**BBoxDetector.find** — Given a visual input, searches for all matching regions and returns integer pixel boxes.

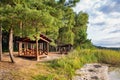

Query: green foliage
[57,27,75,45]
[1,0,91,50]
[57,7,76,45]
[33,74,54,80]
[0,0,64,40]
[75,27,87,43]
[33,74,67,80]
[1,0,93,52]
[73,12,91,48]
[79,40,95,49]
[75,12,88,26]
[34,49,98,80]
[34,49,120,80]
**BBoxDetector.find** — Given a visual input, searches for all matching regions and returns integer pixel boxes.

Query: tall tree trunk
[9,27,15,63]
[0,24,2,61]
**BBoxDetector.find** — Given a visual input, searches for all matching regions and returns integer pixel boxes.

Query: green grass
[95,49,120,65]
[33,49,120,80]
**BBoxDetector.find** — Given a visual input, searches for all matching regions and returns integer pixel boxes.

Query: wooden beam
[40,37,50,43]
[36,38,39,61]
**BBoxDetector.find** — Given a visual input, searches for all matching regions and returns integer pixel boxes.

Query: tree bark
[0,24,2,61]
[9,27,15,63]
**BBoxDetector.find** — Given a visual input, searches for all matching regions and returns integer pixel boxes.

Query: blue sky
[73,0,120,47]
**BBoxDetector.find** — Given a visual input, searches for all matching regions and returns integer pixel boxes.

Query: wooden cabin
[17,34,52,61]
[57,44,73,54]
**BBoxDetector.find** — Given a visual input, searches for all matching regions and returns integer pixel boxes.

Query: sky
[73,0,120,48]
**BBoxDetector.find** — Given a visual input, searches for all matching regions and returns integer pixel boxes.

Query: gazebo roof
[17,34,52,43]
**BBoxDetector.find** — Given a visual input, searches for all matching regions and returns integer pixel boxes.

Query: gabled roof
[40,34,52,43]
[17,34,52,43]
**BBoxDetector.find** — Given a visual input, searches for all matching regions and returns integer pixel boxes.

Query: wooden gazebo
[17,34,52,61]
[57,44,73,54]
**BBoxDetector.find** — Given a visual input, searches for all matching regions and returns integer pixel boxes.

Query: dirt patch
[0,52,62,80]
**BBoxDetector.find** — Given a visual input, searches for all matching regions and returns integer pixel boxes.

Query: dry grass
[1,49,120,80]
[0,52,62,80]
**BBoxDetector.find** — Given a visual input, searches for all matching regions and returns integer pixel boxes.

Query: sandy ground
[0,52,62,80]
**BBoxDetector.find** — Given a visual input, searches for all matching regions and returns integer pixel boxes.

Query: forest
[1,0,120,80]
[0,0,92,62]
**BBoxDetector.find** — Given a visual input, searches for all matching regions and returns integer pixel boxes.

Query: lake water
[109,67,120,80]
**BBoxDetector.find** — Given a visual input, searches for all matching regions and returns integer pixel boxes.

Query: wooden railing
[18,48,48,57]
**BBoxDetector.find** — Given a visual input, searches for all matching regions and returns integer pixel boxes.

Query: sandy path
[0,52,62,80]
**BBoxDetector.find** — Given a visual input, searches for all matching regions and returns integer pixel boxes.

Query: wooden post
[36,38,39,61]
[24,43,27,55]
[32,43,34,55]
[41,43,43,51]
[26,43,28,50]
[47,43,49,52]
[30,43,32,55]
[43,42,44,51]
[39,43,41,55]
[18,42,22,56]
[19,21,22,56]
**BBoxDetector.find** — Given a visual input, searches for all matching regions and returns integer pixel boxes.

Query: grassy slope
[1,49,120,80]
[33,49,120,80]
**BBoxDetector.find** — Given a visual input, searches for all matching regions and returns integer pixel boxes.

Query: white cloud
[73,0,120,47]
[73,0,99,13]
